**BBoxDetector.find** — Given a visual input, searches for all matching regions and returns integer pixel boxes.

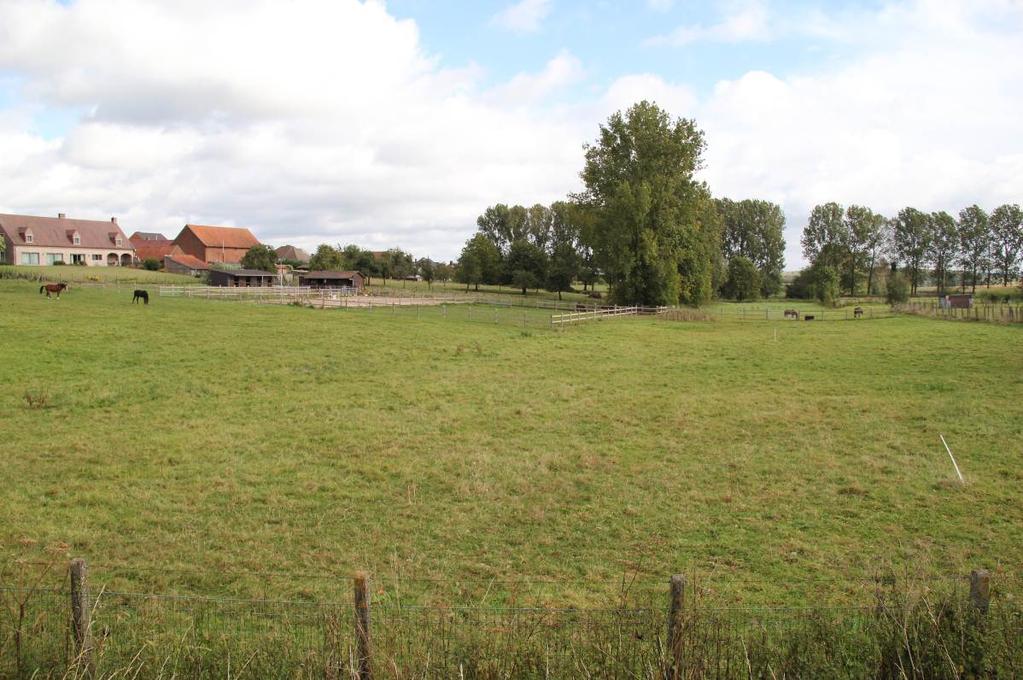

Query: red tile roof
[0,213,131,250]
[165,253,210,270]
[180,224,259,249]
[134,241,175,262]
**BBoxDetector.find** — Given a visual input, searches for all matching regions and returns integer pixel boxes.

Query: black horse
[132,289,149,305]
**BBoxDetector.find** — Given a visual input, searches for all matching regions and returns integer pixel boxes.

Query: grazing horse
[132,289,149,305]
[40,282,68,299]
[783,308,800,320]
[853,306,864,319]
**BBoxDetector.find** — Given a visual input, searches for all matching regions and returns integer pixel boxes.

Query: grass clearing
[2,279,1021,607]
[0,264,200,285]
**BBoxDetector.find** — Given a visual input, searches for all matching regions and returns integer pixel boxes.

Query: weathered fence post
[354,572,372,679]
[970,569,990,613]
[69,558,94,676]
[666,574,685,680]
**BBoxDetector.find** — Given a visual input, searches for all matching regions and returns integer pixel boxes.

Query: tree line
[454,101,787,305]
[798,202,1022,304]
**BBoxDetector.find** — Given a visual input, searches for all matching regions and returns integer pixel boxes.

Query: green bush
[722,256,761,301]
[887,271,910,304]
[810,264,840,306]
[142,258,161,271]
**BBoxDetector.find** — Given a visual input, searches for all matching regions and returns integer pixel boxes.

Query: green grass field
[0,264,199,285]
[2,279,1021,608]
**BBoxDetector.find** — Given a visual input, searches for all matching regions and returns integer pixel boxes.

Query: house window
[25,233,33,244]
[92,254,103,261]
[21,252,40,265]
[46,253,64,265]
[73,234,81,245]
[115,237,123,247]
[71,254,85,265]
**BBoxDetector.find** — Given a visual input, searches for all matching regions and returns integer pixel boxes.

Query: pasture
[1,279,1021,608]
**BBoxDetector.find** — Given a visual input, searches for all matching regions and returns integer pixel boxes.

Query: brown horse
[854,306,864,318]
[40,282,69,299]
[784,308,800,320]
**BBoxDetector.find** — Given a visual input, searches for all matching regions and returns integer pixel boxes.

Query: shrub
[722,256,761,301]
[142,258,161,271]
[887,271,910,304]
[810,264,840,307]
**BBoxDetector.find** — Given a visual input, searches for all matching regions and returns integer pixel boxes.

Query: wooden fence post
[69,558,94,676]
[666,574,685,680]
[354,572,372,680]
[970,569,990,613]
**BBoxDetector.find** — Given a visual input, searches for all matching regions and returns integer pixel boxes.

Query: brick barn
[172,224,260,265]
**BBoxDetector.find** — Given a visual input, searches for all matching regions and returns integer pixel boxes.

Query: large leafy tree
[801,203,847,271]
[545,201,581,299]
[845,205,887,295]
[891,207,931,295]
[957,205,990,294]
[456,233,501,291]
[928,211,959,296]
[309,244,343,271]
[717,198,786,297]
[990,204,1023,286]
[505,239,548,294]
[476,204,529,255]
[578,100,717,306]
[722,255,760,301]
[240,244,279,273]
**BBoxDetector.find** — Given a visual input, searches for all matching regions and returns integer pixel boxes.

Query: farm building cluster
[0,211,363,290]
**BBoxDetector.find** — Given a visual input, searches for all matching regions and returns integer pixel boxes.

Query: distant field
[0,264,199,285]
[2,279,1021,608]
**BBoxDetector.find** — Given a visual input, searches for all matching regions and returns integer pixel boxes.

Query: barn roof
[0,213,131,250]
[134,241,176,262]
[275,245,310,262]
[179,224,260,249]
[130,231,169,242]
[215,268,276,277]
[165,254,209,270]
[301,270,363,279]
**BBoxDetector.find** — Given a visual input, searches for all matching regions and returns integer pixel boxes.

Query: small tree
[417,258,435,289]
[723,256,761,301]
[886,270,910,304]
[309,244,343,271]
[142,258,161,271]
[809,263,840,307]
[506,239,547,295]
[241,244,278,272]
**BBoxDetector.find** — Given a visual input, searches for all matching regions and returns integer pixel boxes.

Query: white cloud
[491,0,553,34]
[0,0,1020,270]
[0,0,583,259]
[647,0,770,46]
[691,1,1023,267]
[485,50,584,105]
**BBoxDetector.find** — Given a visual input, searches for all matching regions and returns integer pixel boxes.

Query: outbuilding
[299,270,365,291]
[209,268,277,287]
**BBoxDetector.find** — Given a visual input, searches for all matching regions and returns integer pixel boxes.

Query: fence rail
[897,300,1023,323]
[2,561,1020,679]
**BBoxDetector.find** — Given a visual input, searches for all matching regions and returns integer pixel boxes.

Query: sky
[0,0,1021,267]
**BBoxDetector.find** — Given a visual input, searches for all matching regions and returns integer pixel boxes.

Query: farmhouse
[0,212,134,266]
[299,270,365,291]
[209,268,276,287]
[164,254,209,277]
[172,224,260,265]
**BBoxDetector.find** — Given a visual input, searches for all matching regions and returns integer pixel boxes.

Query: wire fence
[3,562,1022,679]
[896,301,1023,324]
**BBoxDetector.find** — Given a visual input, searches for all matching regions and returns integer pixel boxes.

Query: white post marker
[940,434,965,483]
